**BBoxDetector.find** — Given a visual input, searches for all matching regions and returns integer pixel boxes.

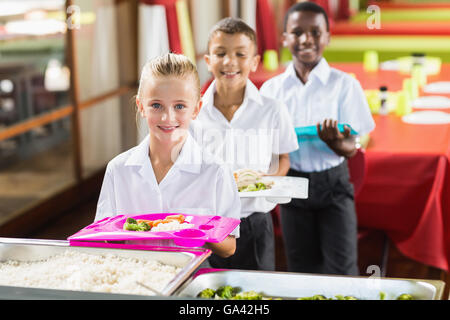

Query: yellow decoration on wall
[176,0,196,65]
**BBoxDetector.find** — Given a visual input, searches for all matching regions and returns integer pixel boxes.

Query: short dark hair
[283,1,330,32]
[207,17,258,53]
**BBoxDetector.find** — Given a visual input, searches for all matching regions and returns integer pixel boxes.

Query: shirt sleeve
[339,76,375,136]
[94,163,117,222]
[215,164,241,238]
[273,101,299,154]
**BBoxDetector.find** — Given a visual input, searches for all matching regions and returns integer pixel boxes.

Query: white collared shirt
[95,133,241,237]
[190,79,299,218]
[260,58,375,172]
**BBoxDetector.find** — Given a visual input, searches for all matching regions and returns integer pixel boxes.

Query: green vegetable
[298,294,329,300]
[123,222,141,231]
[137,221,151,231]
[197,288,216,299]
[255,182,266,190]
[239,182,270,192]
[240,184,257,192]
[216,286,237,299]
[126,217,137,224]
[196,287,412,301]
[232,291,263,300]
[123,217,151,231]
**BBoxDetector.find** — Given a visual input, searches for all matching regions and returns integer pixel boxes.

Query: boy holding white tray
[191,18,298,271]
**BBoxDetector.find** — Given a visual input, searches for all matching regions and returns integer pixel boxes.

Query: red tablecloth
[357,115,450,271]
[250,63,450,271]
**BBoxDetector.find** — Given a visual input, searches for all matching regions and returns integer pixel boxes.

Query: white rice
[0,250,181,296]
[151,221,195,232]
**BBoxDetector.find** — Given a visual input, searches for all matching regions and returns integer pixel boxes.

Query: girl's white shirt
[95,133,240,237]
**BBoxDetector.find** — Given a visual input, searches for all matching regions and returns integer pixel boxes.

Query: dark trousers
[280,161,359,276]
[208,211,275,271]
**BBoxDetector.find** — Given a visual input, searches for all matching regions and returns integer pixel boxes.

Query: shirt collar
[284,57,330,86]
[125,133,202,174]
[202,79,264,115]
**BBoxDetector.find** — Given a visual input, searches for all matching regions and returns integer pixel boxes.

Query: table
[331,21,450,36]
[323,36,450,63]
[249,63,450,271]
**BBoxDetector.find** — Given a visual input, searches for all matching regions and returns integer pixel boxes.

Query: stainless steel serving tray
[175,270,445,300]
[0,237,210,299]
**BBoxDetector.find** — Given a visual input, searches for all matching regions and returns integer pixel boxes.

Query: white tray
[238,176,308,203]
[412,96,450,109]
[424,81,450,94]
[402,110,450,125]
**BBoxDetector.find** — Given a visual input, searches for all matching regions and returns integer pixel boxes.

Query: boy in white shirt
[260,2,375,275]
[95,53,240,259]
[192,18,298,271]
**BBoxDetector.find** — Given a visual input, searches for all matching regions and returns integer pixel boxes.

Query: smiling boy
[260,2,375,275]
[192,18,298,271]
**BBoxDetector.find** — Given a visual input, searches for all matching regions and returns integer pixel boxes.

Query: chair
[270,204,286,270]
[347,147,366,197]
[349,148,390,277]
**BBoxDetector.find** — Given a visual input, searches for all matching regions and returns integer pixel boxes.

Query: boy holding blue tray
[260,2,375,275]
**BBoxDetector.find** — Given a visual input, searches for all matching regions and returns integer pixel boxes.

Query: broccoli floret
[255,182,266,190]
[126,217,138,224]
[123,222,140,231]
[197,288,216,299]
[137,221,151,231]
[379,291,386,300]
[233,291,263,300]
[335,295,357,300]
[396,294,414,300]
[216,286,237,299]
[123,217,150,231]
[297,294,329,300]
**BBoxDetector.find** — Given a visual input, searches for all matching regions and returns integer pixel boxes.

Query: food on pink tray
[123,215,193,232]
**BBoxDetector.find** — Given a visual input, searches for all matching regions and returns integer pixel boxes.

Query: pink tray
[67,213,240,247]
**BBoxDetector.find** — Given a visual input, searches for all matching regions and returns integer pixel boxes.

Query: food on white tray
[233,169,274,192]
[123,215,194,232]
[0,250,180,295]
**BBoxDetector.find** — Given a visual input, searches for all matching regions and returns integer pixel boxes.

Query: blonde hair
[137,52,201,103]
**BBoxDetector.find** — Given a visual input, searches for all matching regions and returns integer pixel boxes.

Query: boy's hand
[317,119,356,158]
[317,119,350,141]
